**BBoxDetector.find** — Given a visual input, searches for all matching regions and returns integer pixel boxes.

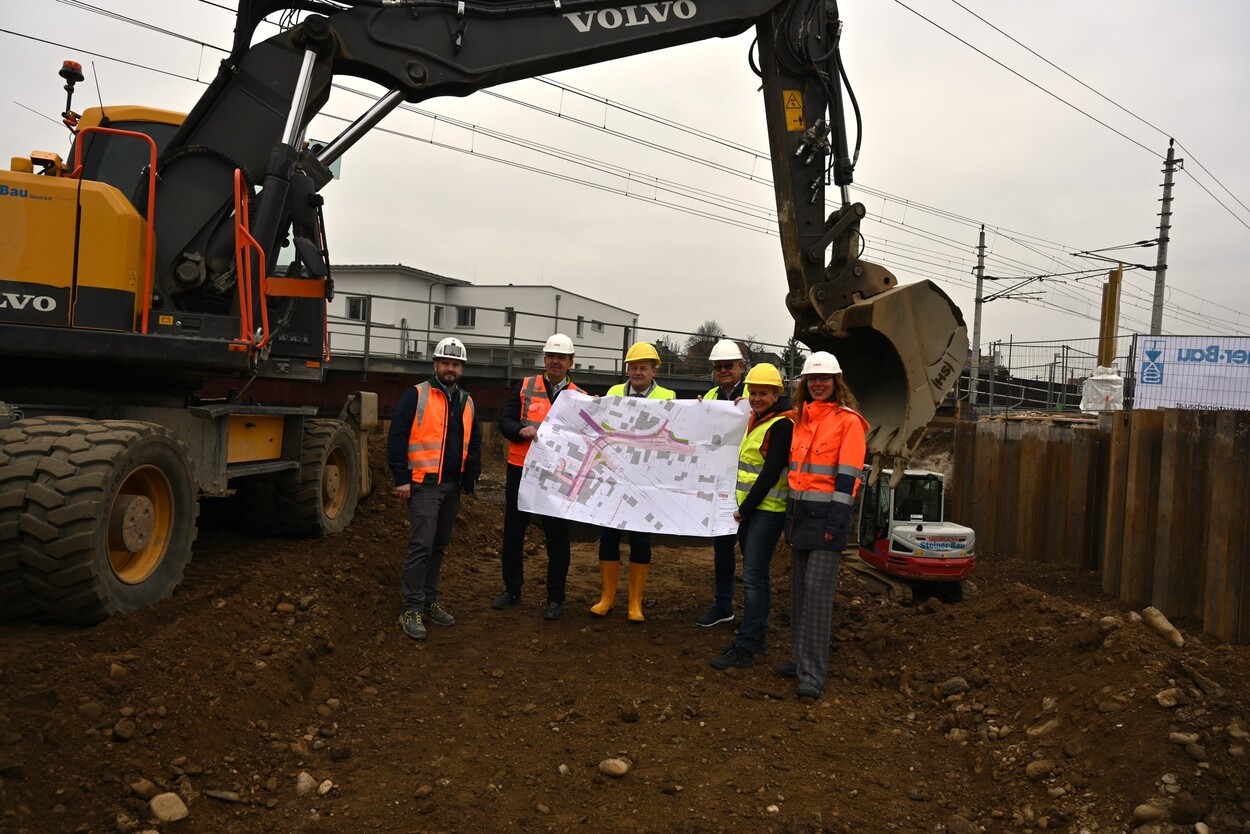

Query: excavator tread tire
[0,417,97,619]
[276,419,359,538]
[17,420,198,624]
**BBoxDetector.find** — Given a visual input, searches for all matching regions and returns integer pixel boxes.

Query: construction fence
[961,333,1250,415]
[952,409,1250,643]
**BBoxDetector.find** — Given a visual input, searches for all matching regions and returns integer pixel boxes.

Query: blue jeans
[734,509,785,654]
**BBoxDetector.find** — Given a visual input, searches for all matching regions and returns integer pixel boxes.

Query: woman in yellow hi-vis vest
[591,342,675,622]
[708,363,793,670]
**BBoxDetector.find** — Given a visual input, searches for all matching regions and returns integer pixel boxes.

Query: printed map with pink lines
[517,390,748,536]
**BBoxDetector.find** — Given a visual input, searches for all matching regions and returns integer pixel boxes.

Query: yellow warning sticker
[158,315,174,325]
[784,90,804,131]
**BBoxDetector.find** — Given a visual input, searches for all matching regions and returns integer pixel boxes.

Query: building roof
[465,283,637,316]
[334,264,471,286]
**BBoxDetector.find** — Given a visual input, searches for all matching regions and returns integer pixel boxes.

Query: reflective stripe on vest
[407,382,475,482]
[735,413,790,513]
[789,489,856,505]
[787,402,868,504]
[507,375,581,466]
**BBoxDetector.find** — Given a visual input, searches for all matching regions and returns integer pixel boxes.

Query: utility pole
[1150,140,1181,335]
[969,225,987,411]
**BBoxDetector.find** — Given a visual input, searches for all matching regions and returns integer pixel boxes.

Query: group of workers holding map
[387,331,866,700]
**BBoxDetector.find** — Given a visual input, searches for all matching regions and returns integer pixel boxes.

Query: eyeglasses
[712,363,737,371]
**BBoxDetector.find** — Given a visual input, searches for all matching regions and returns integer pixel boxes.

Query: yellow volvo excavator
[0,0,965,622]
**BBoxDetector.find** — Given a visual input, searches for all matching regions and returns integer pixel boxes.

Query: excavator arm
[154,0,966,464]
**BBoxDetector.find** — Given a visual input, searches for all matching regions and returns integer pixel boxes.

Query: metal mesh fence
[961,333,1250,415]
[961,335,1137,416]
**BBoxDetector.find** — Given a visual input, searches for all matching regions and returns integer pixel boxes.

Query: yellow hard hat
[744,363,784,389]
[625,341,661,366]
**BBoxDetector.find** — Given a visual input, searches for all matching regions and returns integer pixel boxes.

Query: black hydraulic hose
[343,0,654,17]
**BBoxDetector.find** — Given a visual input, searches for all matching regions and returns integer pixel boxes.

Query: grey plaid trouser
[789,548,842,691]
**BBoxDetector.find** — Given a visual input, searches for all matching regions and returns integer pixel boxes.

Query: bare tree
[653,335,683,369]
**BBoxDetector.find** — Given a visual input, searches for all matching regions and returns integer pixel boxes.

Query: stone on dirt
[1025,759,1055,779]
[149,792,189,823]
[129,778,158,800]
[1131,803,1168,824]
[599,758,631,777]
[1142,607,1184,648]
[1155,688,1184,708]
[78,702,104,721]
[1026,718,1061,738]
[112,718,136,742]
[295,771,317,796]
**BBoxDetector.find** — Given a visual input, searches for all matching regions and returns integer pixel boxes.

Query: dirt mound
[0,445,1247,833]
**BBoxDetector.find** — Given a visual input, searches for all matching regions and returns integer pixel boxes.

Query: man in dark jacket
[387,336,481,641]
[491,334,580,619]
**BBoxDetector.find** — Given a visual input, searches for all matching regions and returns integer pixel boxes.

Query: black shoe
[543,600,564,620]
[797,682,823,700]
[491,592,521,610]
[696,606,734,628]
[775,659,798,679]
[709,644,754,670]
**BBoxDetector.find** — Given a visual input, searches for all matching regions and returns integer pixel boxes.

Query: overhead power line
[6,3,1248,337]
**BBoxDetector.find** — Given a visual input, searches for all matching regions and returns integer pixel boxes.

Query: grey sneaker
[424,601,456,627]
[399,610,427,640]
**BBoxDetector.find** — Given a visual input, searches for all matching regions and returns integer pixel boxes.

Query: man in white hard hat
[492,334,582,619]
[698,338,749,628]
[387,336,481,641]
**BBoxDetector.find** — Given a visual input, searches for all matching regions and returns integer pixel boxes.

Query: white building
[327,264,639,373]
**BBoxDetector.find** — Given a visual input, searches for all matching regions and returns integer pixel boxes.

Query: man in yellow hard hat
[699,338,749,628]
[591,341,675,622]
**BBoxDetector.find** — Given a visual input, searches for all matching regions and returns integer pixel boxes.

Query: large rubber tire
[276,419,359,537]
[0,417,96,619]
[18,421,198,623]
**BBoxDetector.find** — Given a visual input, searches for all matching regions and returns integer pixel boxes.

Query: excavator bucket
[803,279,967,467]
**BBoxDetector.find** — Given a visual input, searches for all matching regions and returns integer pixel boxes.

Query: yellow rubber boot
[627,563,650,622]
[590,560,621,617]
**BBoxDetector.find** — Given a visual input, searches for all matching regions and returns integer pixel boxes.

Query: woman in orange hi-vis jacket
[779,350,868,700]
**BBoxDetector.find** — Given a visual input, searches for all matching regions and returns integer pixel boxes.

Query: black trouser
[598,527,652,564]
[500,463,572,603]
[402,479,460,611]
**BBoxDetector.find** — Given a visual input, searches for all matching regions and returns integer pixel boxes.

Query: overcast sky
[4,1,1249,356]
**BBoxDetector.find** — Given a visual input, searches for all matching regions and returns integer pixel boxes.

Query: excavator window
[69,120,179,204]
[892,477,942,522]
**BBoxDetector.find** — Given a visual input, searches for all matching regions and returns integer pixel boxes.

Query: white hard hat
[543,333,575,355]
[433,336,467,361]
[800,351,841,376]
[708,339,744,362]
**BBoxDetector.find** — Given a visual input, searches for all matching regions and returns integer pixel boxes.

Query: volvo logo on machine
[563,1,697,33]
[0,292,57,312]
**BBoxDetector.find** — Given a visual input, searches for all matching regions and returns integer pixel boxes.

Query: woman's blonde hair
[793,374,859,424]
